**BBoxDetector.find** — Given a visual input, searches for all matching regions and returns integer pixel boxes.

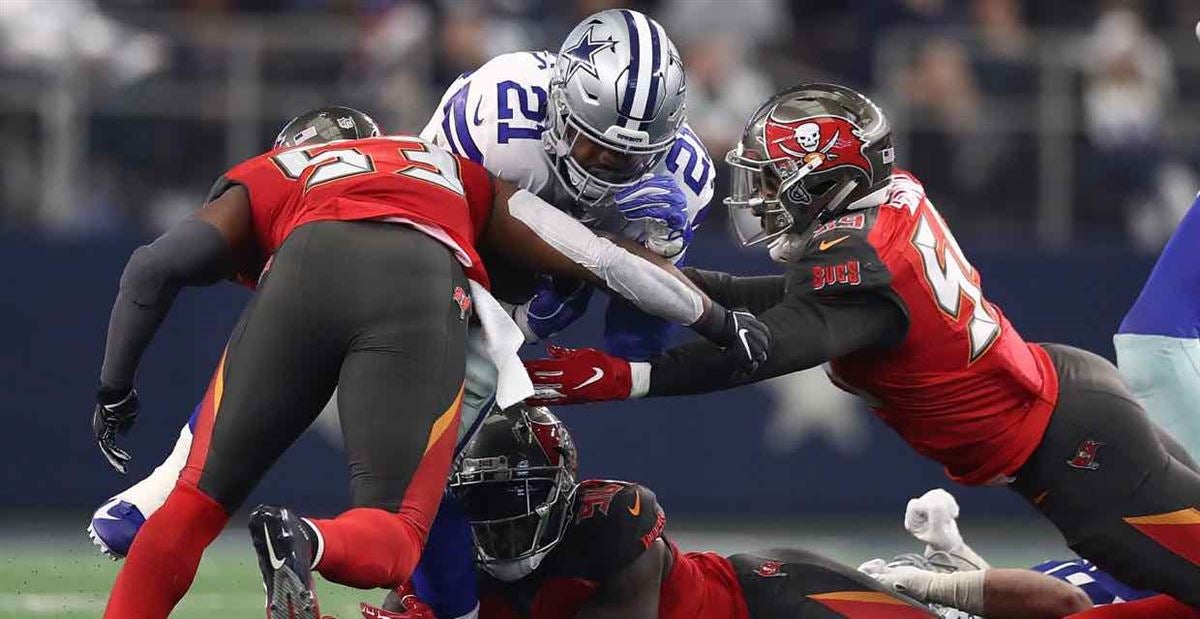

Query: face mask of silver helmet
[449,404,579,582]
[544,9,687,211]
[725,83,895,255]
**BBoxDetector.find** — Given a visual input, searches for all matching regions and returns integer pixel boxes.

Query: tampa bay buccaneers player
[363,404,941,619]
[91,107,768,618]
[523,84,1200,606]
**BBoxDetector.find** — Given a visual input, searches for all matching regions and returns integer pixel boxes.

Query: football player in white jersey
[87,10,714,618]
[421,9,715,359]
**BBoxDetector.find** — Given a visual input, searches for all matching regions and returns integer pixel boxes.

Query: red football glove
[360,584,435,619]
[524,345,633,405]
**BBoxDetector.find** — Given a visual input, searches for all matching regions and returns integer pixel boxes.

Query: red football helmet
[725,83,894,246]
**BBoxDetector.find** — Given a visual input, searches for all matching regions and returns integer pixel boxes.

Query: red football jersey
[815,170,1059,485]
[221,135,494,287]
[478,481,748,619]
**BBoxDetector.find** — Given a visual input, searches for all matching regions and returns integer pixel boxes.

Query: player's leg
[88,406,197,558]
[730,549,935,618]
[1012,344,1200,607]
[301,223,470,590]
[103,223,345,619]
[1114,333,1200,461]
[409,495,481,618]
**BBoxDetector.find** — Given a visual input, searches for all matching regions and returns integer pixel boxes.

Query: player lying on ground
[863,488,1200,618]
[361,404,937,619]
[88,15,712,611]
[91,107,768,619]
[1114,192,1200,460]
[523,83,1200,606]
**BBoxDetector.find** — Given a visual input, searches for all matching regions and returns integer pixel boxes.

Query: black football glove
[93,386,139,474]
[723,309,771,373]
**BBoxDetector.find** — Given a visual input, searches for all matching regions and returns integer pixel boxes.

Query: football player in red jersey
[360,405,1094,619]
[523,84,1200,606]
[92,106,769,619]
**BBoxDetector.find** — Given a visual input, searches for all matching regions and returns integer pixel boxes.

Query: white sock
[112,423,192,516]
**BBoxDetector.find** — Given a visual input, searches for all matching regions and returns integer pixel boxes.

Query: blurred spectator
[1080,6,1177,247]
[0,0,1195,249]
[680,34,773,162]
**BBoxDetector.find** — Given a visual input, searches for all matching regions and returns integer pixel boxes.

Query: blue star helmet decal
[562,24,617,84]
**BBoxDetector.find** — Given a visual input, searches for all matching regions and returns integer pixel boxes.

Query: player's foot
[87,497,146,559]
[250,504,321,619]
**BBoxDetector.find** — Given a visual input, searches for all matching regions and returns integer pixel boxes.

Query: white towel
[467,279,533,410]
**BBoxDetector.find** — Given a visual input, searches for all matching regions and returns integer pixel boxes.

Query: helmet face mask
[544,9,687,210]
[725,83,894,249]
[450,405,578,581]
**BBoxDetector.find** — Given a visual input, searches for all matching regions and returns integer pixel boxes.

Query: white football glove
[904,488,964,553]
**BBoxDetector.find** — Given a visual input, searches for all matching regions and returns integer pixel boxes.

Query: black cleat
[249,504,321,619]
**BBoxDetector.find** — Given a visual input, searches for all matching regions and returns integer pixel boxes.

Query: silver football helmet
[545,9,687,210]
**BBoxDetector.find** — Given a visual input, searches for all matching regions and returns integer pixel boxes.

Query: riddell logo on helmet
[764,114,873,178]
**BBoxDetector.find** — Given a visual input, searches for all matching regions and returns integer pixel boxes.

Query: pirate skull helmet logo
[795,122,820,152]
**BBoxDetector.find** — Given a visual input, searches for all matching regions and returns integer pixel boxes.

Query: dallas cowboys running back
[88,10,714,619]
[421,9,714,358]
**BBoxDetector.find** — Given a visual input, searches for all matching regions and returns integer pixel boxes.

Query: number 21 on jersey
[271,137,465,196]
[911,205,1001,362]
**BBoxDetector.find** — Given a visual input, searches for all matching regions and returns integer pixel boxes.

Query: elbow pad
[507,190,705,325]
[119,244,171,307]
[119,218,233,307]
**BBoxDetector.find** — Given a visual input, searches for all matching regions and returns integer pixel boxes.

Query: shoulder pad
[419,52,556,193]
[559,480,665,580]
[787,209,892,295]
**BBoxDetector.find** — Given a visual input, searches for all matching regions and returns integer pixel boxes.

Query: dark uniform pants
[730,548,935,618]
[1013,344,1200,606]
[179,221,470,514]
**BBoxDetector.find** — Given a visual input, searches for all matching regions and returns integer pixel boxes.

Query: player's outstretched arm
[94,184,250,473]
[680,267,786,315]
[484,179,769,369]
[576,539,668,619]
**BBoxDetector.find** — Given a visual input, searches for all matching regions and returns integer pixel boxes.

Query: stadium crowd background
[1,2,1199,615]
[2,0,1198,249]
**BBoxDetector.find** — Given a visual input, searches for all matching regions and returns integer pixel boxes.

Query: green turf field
[1,517,1065,617]
[1,537,374,618]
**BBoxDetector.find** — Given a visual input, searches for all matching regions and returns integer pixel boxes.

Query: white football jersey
[420,51,715,260]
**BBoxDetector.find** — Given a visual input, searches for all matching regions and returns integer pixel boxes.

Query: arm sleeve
[98,218,234,390]
[647,289,906,397]
[506,189,708,326]
[681,267,786,314]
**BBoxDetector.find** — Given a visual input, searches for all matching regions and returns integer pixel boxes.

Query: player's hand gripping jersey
[420,51,715,258]
[216,134,494,287]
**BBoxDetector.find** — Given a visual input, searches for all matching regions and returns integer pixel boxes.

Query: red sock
[1066,595,1200,618]
[103,481,228,619]
[309,507,428,589]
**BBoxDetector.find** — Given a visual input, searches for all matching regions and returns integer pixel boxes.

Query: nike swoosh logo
[628,491,641,516]
[737,328,751,354]
[473,99,484,126]
[818,235,850,251]
[263,523,286,570]
[574,367,605,390]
